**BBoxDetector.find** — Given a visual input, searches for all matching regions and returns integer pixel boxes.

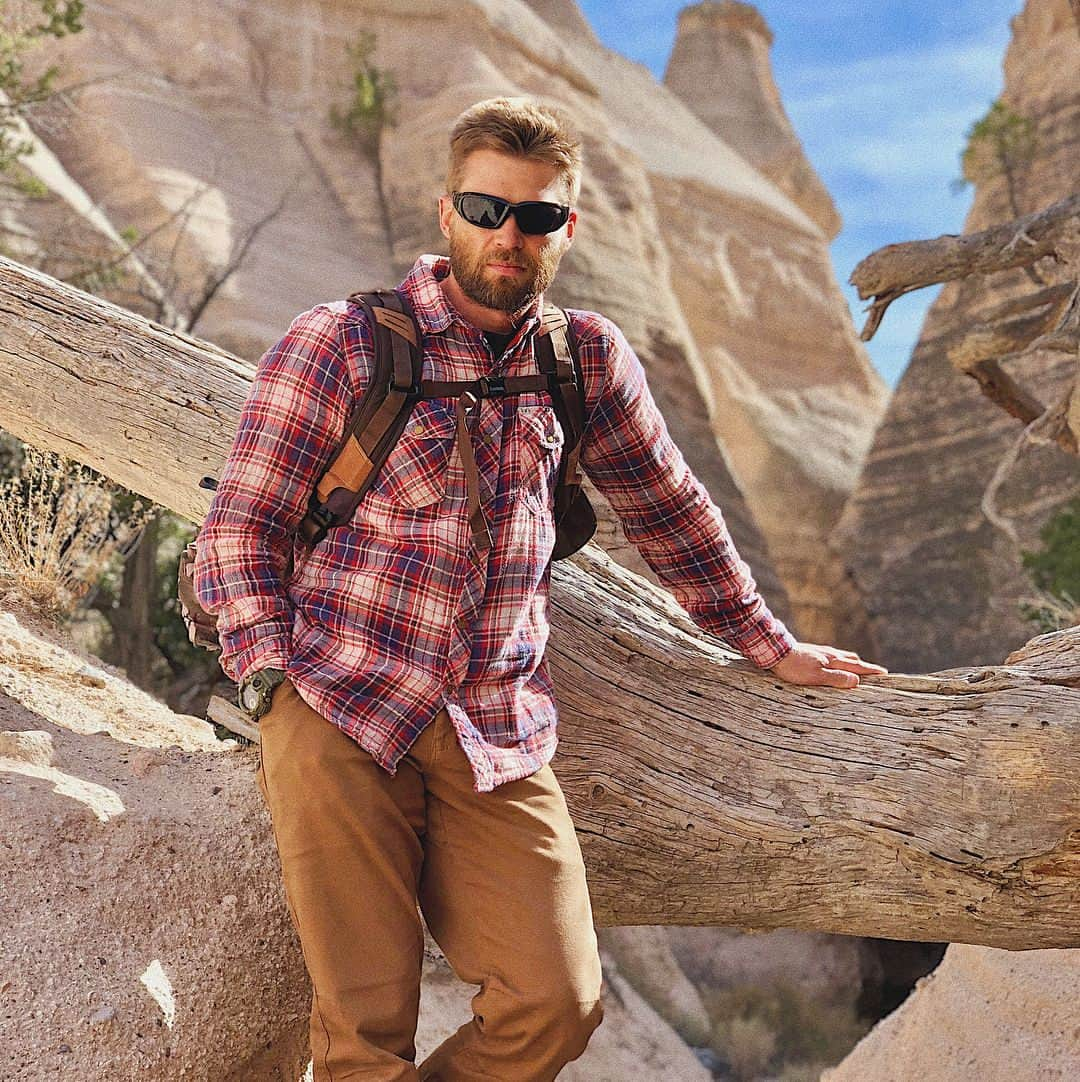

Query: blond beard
[448,227,567,313]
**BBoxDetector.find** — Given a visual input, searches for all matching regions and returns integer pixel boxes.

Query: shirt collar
[398,254,545,339]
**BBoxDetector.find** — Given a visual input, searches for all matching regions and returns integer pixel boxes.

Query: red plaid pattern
[194,255,796,792]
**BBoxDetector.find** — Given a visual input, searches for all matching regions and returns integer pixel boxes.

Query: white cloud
[785,38,1006,116]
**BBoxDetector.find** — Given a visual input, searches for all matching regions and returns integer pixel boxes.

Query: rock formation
[824,943,1080,1080]
[832,0,1080,673]
[0,609,313,1080]
[665,0,842,239]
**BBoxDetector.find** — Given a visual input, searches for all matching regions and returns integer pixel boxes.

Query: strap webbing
[535,304,586,489]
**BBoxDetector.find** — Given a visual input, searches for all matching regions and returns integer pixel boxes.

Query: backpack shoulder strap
[297,289,423,547]
[534,303,586,488]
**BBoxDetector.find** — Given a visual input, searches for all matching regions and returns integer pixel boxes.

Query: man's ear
[564,209,577,245]
[438,194,453,241]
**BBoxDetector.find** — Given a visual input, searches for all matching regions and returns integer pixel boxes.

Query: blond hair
[447,97,583,204]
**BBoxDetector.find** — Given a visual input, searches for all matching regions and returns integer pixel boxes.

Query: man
[194,96,887,1081]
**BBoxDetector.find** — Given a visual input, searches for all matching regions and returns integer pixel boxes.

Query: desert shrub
[328,31,398,156]
[0,443,152,620]
[0,0,85,173]
[715,1013,776,1081]
[1019,496,1080,633]
[703,981,871,1080]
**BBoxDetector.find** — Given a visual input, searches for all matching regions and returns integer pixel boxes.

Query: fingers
[822,667,860,688]
[837,658,888,674]
[821,650,888,674]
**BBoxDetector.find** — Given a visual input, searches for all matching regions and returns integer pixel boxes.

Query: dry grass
[703,980,871,1081]
[716,1013,777,1081]
[0,443,153,622]
[1018,588,1079,635]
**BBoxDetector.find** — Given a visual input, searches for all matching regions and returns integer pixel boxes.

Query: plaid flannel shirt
[194,254,797,792]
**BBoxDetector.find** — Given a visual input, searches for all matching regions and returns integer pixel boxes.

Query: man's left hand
[768,642,888,688]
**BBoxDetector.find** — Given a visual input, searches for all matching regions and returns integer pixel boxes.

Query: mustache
[486,251,529,268]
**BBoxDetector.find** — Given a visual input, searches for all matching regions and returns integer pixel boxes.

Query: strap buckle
[478,375,507,397]
[304,502,336,545]
[387,376,422,398]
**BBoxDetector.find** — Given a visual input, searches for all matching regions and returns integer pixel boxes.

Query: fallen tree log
[1,254,1078,948]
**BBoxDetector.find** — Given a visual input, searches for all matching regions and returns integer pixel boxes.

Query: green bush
[328,32,398,157]
[1019,496,1080,632]
[0,0,85,173]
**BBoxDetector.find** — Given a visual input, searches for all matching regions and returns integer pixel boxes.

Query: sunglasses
[452,191,571,235]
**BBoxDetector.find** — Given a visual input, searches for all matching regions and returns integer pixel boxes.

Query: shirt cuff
[729,616,799,670]
[220,625,292,686]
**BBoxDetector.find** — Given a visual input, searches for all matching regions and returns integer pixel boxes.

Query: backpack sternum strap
[419,374,550,399]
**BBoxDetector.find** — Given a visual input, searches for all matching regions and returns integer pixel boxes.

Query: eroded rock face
[664,1,842,240]
[23,0,888,643]
[546,5,887,647]
[824,943,1080,1081]
[0,610,313,1081]
[520,0,601,42]
[831,0,1080,673]
[597,926,713,1048]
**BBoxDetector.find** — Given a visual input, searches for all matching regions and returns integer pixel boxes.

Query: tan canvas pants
[255,678,605,1081]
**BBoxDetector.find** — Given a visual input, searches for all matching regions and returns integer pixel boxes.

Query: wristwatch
[237,667,288,721]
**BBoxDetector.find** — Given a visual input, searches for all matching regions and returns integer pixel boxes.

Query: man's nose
[492,214,524,246]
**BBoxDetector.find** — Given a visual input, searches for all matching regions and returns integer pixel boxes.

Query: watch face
[241,683,261,712]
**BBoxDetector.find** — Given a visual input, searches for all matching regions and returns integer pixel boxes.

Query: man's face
[438,148,577,314]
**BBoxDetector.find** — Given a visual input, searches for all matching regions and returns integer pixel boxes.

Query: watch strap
[238,666,288,719]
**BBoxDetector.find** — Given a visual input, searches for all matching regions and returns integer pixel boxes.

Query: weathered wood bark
[849,192,1080,338]
[2,255,1079,948]
[849,195,1079,454]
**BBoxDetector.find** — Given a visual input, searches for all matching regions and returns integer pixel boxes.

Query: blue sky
[577,0,1023,389]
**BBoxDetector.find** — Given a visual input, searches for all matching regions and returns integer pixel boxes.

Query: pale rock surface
[665,1,842,239]
[520,0,602,43]
[831,0,1080,673]
[824,943,1080,1081]
[598,925,713,1048]
[0,609,312,1081]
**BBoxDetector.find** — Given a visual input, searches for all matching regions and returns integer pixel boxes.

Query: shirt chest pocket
[368,401,457,509]
[511,404,565,516]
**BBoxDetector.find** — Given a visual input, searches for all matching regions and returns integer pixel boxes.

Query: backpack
[177,289,597,652]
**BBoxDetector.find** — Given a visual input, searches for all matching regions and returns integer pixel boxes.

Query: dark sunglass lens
[514,202,568,235]
[459,193,507,229]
